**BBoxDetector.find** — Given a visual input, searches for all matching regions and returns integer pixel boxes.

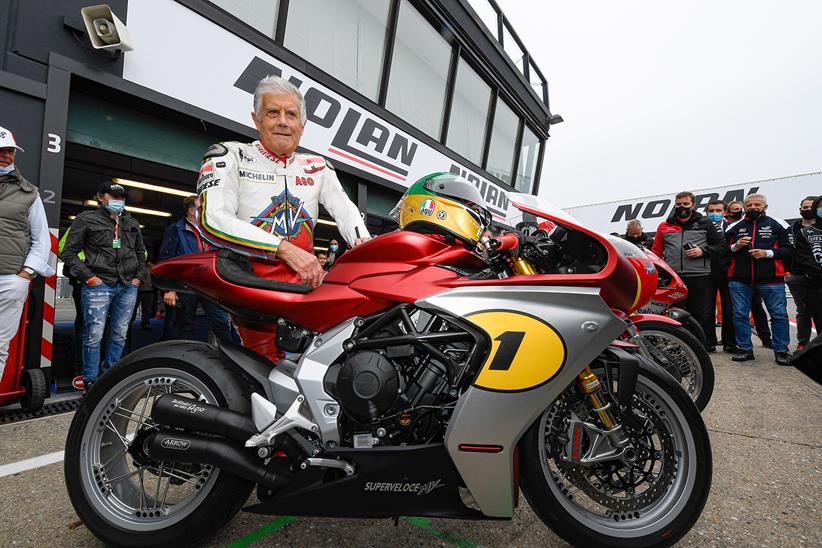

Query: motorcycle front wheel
[64,354,253,548]
[636,321,715,411]
[519,362,712,548]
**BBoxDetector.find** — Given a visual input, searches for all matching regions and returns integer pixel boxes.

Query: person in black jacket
[60,182,146,389]
[623,220,652,248]
[725,194,793,364]
[792,195,822,339]
[785,196,818,351]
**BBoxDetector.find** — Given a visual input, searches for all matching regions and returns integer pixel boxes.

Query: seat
[215,248,314,294]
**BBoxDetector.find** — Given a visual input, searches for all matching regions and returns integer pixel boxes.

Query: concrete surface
[0,348,819,547]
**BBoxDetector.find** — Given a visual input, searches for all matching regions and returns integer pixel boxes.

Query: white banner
[564,173,822,234]
[122,0,511,218]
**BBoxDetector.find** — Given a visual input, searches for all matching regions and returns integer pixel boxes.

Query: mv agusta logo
[160,438,191,450]
[363,479,445,496]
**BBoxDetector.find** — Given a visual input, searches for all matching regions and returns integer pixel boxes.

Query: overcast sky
[495,0,822,208]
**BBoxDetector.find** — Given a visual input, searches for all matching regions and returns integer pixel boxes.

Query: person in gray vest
[0,125,55,379]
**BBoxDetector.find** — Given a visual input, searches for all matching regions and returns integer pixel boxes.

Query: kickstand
[393,516,399,527]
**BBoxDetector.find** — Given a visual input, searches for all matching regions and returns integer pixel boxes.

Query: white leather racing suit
[196,140,369,258]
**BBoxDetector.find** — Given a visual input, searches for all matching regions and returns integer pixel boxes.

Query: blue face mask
[329,244,339,252]
[106,199,125,214]
[0,163,15,176]
[817,207,822,219]
[707,212,723,223]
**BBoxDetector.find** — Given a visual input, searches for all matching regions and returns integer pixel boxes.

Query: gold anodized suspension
[577,367,617,430]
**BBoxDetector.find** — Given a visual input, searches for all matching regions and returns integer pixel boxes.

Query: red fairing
[644,249,689,306]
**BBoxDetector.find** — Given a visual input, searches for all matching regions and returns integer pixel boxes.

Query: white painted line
[0,450,64,478]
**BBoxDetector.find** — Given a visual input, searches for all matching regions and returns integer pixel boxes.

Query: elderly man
[623,220,652,248]
[196,76,370,361]
[725,194,793,364]
[0,126,55,379]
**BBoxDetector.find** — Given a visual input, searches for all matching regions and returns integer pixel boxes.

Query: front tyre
[519,363,712,548]
[64,354,253,547]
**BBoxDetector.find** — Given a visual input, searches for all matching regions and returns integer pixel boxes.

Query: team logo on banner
[420,199,435,216]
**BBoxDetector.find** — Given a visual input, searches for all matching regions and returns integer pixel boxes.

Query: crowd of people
[624,191,822,365]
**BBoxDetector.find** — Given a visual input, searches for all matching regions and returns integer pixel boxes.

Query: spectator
[0,125,55,380]
[652,191,725,352]
[136,260,156,330]
[728,200,773,347]
[785,195,818,352]
[725,194,793,364]
[623,220,652,248]
[705,200,739,352]
[316,251,329,270]
[60,182,145,390]
[326,238,342,267]
[791,195,822,341]
[159,195,235,342]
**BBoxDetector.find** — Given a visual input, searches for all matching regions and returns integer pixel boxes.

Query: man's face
[0,147,16,167]
[251,91,304,157]
[628,224,642,237]
[728,203,744,216]
[99,192,125,207]
[800,200,815,212]
[707,204,725,216]
[317,253,327,266]
[675,196,694,208]
[745,198,767,213]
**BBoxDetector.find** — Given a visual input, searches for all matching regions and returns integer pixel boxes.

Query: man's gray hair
[626,219,642,231]
[744,193,768,205]
[253,76,307,126]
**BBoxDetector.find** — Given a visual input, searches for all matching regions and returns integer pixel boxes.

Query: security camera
[81,4,133,54]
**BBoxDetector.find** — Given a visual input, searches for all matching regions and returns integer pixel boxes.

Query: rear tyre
[64,345,254,547]
[20,368,47,412]
[637,321,714,411]
[520,363,712,547]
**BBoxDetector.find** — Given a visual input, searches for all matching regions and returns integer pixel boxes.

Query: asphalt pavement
[0,345,819,547]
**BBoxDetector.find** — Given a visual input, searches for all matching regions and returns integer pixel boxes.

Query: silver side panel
[291,318,357,446]
[418,286,625,518]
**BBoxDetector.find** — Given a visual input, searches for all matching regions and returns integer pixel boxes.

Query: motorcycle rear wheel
[519,363,712,547]
[64,354,254,548]
[637,321,715,411]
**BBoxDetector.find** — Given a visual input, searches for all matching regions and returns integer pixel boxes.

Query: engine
[323,305,482,447]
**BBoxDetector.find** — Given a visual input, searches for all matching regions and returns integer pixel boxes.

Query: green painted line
[226,516,298,548]
[403,517,477,548]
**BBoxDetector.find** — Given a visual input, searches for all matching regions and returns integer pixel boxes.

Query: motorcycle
[627,249,715,411]
[64,190,711,547]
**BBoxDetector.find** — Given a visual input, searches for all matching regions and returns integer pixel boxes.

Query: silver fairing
[418,285,625,518]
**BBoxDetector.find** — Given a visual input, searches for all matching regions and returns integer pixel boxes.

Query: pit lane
[1,350,819,547]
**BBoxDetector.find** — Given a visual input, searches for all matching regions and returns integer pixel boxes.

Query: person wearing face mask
[784,196,819,352]
[652,191,726,352]
[60,181,146,390]
[727,200,773,348]
[623,220,652,248]
[325,238,343,268]
[724,194,794,364]
[791,195,822,342]
[0,125,55,381]
[704,200,740,353]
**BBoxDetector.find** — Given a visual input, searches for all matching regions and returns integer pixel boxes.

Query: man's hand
[685,246,704,258]
[164,291,177,307]
[276,240,324,287]
[17,270,32,280]
[87,276,104,287]
[735,236,752,248]
[131,278,142,287]
[749,249,769,260]
[353,237,372,247]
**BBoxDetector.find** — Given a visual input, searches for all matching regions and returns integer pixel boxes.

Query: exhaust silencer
[144,431,290,490]
[151,394,257,443]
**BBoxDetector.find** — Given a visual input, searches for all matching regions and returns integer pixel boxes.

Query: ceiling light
[83,200,171,217]
[316,219,336,227]
[113,177,194,198]
[68,215,77,220]
[314,246,328,251]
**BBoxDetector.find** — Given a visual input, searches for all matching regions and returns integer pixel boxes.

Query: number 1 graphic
[488,331,526,371]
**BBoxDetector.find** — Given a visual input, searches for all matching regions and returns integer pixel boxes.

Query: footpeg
[300,457,355,476]
[246,395,317,448]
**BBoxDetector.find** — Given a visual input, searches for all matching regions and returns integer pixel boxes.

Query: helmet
[392,173,492,245]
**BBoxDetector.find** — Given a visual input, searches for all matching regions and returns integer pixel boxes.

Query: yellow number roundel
[467,311,566,392]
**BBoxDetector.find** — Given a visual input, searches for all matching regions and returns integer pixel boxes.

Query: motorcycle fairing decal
[466,310,566,392]
[250,189,315,241]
